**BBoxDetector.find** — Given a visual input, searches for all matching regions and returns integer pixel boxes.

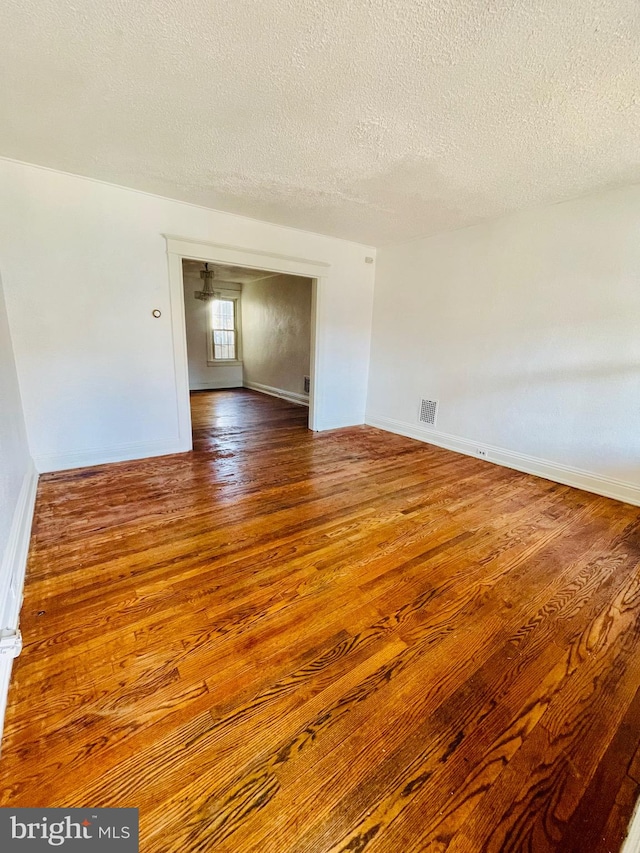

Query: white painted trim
[244,381,309,407]
[308,277,320,431]
[0,464,38,636]
[167,251,194,449]
[366,414,640,507]
[621,797,640,852]
[0,658,14,756]
[190,380,242,390]
[166,237,325,432]
[164,236,330,278]
[205,361,243,368]
[0,462,38,750]
[33,438,187,474]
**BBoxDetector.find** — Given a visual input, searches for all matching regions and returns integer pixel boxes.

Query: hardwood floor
[2,388,640,852]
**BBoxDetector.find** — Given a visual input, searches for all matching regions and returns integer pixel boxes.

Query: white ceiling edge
[0,155,378,251]
[6,153,640,254]
[379,176,640,249]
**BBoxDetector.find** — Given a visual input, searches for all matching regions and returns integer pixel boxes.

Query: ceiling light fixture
[194,263,217,301]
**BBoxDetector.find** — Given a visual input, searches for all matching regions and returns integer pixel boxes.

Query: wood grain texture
[2,388,640,853]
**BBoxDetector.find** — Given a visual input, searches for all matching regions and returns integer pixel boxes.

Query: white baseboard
[190,381,242,391]
[366,414,640,508]
[34,437,189,474]
[244,381,309,407]
[0,461,38,749]
[622,798,640,853]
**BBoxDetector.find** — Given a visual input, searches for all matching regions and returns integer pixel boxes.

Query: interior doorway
[165,236,330,451]
[180,257,315,440]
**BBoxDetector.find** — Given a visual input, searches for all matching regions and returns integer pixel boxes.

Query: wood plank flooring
[2,388,640,851]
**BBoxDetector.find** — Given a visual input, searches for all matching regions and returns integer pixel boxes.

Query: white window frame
[206,290,242,366]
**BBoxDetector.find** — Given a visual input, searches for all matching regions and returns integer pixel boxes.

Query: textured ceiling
[182,260,279,284]
[1,0,639,245]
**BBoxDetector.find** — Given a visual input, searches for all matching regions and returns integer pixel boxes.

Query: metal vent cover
[419,399,438,427]
[304,375,310,394]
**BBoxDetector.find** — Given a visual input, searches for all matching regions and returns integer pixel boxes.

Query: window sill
[207,360,243,367]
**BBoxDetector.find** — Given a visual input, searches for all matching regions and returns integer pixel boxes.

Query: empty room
[1,1,639,851]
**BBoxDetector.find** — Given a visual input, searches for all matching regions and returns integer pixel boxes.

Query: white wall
[0,269,33,603]
[183,266,242,391]
[0,273,31,575]
[242,274,311,402]
[0,158,376,471]
[0,269,36,746]
[367,184,640,505]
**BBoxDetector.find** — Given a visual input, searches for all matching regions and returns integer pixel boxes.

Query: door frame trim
[164,235,329,447]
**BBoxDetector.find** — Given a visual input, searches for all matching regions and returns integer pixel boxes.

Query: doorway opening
[165,236,330,451]
[181,258,315,443]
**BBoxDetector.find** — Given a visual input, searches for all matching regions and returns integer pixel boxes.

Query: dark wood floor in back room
[2,389,640,852]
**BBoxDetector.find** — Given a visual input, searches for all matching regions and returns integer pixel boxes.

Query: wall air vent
[303,375,310,394]
[419,399,438,427]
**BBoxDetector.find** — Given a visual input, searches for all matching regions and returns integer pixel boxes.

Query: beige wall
[182,265,242,391]
[241,274,312,400]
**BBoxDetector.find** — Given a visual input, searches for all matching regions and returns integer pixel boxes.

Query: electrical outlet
[476,448,488,458]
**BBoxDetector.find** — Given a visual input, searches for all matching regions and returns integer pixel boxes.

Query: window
[208,295,241,363]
